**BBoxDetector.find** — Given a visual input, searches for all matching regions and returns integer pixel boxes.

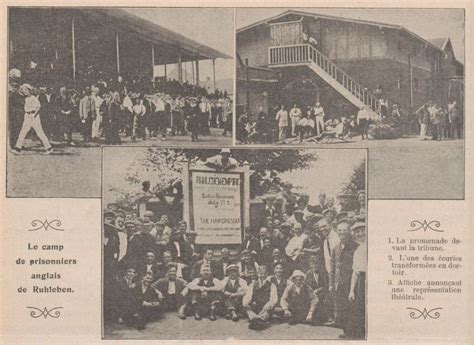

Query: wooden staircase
[269,44,381,119]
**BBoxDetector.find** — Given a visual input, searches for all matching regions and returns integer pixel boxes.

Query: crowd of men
[237,83,462,144]
[103,191,366,339]
[237,103,372,144]
[8,67,232,154]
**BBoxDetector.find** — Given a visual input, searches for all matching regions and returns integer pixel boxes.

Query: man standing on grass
[275,105,289,142]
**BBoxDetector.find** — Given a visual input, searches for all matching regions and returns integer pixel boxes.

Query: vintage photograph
[102,147,367,340]
[235,8,464,199]
[7,7,233,197]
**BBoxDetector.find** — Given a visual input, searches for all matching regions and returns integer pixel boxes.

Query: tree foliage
[341,160,366,195]
[119,148,316,198]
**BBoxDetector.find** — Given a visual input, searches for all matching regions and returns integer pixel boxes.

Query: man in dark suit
[137,251,162,282]
[241,227,256,252]
[305,254,329,324]
[213,247,232,280]
[329,221,359,338]
[264,196,280,221]
[127,272,163,330]
[120,220,154,272]
[191,249,224,280]
[248,227,270,259]
[152,263,187,317]
[165,227,193,266]
[38,87,56,140]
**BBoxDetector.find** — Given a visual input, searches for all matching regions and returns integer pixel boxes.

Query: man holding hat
[219,264,248,321]
[281,270,318,325]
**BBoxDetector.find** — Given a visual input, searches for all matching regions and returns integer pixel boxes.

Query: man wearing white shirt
[243,265,278,330]
[285,223,310,270]
[356,105,371,140]
[91,87,103,140]
[13,84,52,154]
[289,104,302,136]
[313,102,325,136]
[275,105,289,141]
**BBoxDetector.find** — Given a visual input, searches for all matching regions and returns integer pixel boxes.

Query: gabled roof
[427,37,451,51]
[237,10,446,54]
[79,8,232,61]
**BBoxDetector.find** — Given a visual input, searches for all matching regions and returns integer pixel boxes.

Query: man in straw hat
[12,83,52,154]
[219,264,248,321]
[281,270,318,325]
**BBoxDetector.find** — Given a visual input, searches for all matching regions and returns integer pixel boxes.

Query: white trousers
[291,117,300,136]
[315,116,325,135]
[92,114,103,138]
[15,113,51,150]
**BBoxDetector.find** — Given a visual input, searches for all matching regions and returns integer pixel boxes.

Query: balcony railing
[269,44,381,115]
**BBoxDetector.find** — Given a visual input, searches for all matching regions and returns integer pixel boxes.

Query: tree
[114,148,316,202]
[341,161,366,195]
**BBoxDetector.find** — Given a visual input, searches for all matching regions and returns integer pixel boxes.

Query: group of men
[8,68,232,153]
[237,103,327,144]
[103,191,366,338]
[415,100,462,140]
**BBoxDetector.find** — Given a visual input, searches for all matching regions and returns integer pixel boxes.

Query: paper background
[1,1,472,344]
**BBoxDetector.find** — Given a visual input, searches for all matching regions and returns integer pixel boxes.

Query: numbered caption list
[387,236,463,301]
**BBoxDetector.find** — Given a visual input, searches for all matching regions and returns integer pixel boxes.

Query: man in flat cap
[219,264,248,321]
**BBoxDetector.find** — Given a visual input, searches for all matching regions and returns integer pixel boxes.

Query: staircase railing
[269,44,381,115]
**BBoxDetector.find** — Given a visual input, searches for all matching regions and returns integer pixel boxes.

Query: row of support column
[71,17,217,89]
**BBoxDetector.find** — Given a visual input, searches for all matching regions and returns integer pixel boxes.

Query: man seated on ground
[152,263,187,318]
[269,262,289,319]
[116,267,138,324]
[129,272,163,330]
[185,264,222,321]
[305,255,329,324]
[237,249,259,284]
[243,265,278,330]
[280,270,318,325]
[218,264,248,321]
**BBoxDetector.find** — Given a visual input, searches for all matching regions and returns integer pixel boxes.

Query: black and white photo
[102,147,367,339]
[7,7,233,197]
[235,8,464,199]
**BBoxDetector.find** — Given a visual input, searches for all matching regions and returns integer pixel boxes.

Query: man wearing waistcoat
[219,264,248,321]
[186,264,222,321]
[281,270,318,325]
[243,265,278,330]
